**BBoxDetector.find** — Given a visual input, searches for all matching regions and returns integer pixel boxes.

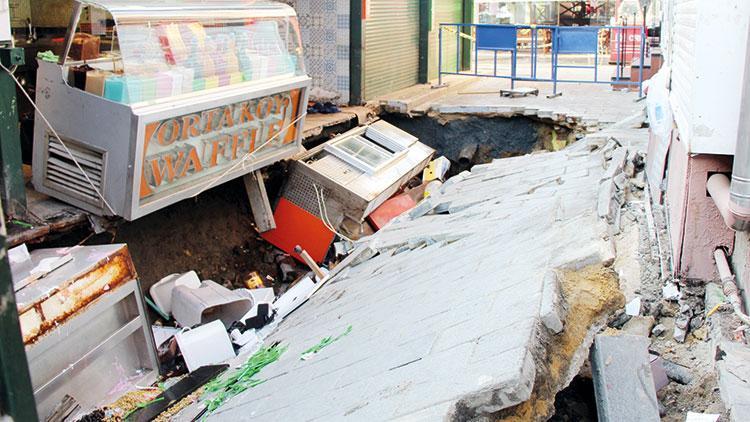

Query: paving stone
[717,341,750,422]
[590,334,660,422]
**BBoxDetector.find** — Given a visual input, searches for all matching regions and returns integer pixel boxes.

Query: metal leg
[553,52,558,94]
[455,25,460,74]
[439,25,443,86]
[511,50,517,89]
[615,28,621,80]
[0,48,27,219]
[532,29,537,79]
[638,27,645,97]
[493,50,498,76]
[552,30,558,95]
[474,34,479,75]
[594,35,599,82]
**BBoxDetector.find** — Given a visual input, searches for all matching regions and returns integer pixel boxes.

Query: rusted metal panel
[14,244,137,344]
[11,244,158,418]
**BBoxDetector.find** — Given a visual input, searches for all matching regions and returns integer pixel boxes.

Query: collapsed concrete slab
[190,137,630,422]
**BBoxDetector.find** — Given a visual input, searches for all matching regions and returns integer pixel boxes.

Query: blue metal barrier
[438,23,646,97]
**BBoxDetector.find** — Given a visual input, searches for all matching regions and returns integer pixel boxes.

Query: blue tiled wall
[284,0,351,104]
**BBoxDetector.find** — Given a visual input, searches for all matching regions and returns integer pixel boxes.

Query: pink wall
[666,132,735,281]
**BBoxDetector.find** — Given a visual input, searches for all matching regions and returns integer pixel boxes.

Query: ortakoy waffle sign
[138,89,301,203]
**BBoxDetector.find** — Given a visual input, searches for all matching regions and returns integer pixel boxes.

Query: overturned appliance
[10,244,158,419]
[282,120,434,228]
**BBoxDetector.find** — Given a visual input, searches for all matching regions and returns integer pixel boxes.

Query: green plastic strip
[201,344,287,416]
[300,325,353,361]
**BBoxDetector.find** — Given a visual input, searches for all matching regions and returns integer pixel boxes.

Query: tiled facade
[284,0,350,104]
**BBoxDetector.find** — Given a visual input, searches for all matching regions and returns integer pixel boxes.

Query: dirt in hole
[496,265,624,421]
[381,113,578,177]
[548,376,598,422]
[38,163,305,297]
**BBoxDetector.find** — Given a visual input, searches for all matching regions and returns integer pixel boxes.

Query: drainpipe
[707,24,750,231]
[713,248,750,326]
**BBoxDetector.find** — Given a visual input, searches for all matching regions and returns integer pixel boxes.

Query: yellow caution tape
[440,26,475,42]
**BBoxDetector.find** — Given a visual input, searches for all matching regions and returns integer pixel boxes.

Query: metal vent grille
[282,167,323,218]
[44,135,106,207]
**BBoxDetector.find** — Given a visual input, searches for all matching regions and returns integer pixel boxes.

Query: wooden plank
[243,170,276,233]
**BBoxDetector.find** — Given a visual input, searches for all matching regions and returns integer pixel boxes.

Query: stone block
[590,334,660,422]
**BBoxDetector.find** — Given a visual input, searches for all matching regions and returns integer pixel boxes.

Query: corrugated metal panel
[363,0,420,99]
[429,0,463,81]
[669,0,697,143]
[660,0,673,66]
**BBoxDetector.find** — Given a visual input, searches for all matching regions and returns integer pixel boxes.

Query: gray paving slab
[590,334,660,422]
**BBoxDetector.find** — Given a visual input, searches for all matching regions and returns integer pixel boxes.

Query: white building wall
[664,0,750,155]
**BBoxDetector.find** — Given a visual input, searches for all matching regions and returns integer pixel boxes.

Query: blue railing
[438,23,646,96]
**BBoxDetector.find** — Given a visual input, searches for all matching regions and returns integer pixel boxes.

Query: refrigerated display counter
[32,0,310,220]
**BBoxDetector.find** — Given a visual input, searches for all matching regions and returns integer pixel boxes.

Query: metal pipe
[707,174,739,229]
[59,1,83,66]
[708,24,750,231]
[728,23,750,229]
[713,248,750,326]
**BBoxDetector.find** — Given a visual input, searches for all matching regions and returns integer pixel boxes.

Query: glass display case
[32,0,310,220]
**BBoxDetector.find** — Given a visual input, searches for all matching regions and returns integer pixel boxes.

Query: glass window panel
[336,136,393,169]
[68,2,305,103]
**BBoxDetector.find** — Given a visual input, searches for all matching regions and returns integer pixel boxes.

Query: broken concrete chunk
[625,297,642,316]
[622,315,655,337]
[613,172,629,190]
[601,147,628,180]
[662,283,681,301]
[651,324,666,337]
[540,271,565,334]
[408,198,437,219]
[590,334,660,422]
[601,139,620,162]
[662,359,693,385]
[673,325,688,343]
[597,178,618,221]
